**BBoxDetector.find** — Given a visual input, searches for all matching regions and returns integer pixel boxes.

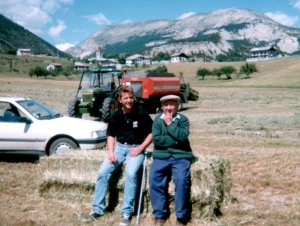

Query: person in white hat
[149,94,194,226]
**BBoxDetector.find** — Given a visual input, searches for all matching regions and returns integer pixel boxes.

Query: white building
[125,54,151,67]
[46,63,62,71]
[16,48,32,56]
[170,53,188,63]
[247,46,283,62]
[74,62,90,72]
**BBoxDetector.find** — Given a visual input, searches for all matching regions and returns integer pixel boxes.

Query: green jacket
[152,113,193,159]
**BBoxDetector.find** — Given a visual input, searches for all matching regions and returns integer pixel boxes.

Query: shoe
[119,214,131,226]
[175,218,188,226]
[83,211,103,222]
[153,217,165,226]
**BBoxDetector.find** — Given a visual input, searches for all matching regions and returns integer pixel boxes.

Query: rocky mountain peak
[66,8,300,60]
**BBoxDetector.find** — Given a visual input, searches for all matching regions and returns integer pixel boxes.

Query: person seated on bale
[149,94,194,226]
[84,85,153,226]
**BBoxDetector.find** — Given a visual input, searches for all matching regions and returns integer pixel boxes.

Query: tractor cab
[68,67,123,121]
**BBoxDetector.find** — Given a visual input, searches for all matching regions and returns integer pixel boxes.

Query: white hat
[160,95,180,103]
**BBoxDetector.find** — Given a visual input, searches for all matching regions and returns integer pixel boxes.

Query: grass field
[0,56,300,225]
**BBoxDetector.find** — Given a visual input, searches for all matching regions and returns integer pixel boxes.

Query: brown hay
[38,150,232,220]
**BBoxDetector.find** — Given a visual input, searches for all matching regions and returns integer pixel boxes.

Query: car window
[0,102,21,123]
[17,99,61,119]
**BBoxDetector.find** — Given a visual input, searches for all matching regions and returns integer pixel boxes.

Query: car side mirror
[19,117,32,124]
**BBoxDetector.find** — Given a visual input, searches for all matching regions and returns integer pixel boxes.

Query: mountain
[0,14,70,58]
[66,8,300,61]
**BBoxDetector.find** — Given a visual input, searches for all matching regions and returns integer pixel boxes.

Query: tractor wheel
[100,97,118,122]
[188,88,199,101]
[68,98,82,118]
[177,99,183,111]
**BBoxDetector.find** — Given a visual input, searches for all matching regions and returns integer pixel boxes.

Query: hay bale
[38,151,231,220]
[38,150,125,205]
[190,155,232,219]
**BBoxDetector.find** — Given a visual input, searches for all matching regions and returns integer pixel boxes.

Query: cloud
[121,19,134,24]
[55,42,74,51]
[265,11,298,27]
[291,0,300,10]
[84,13,112,25]
[177,12,196,20]
[0,0,73,35]
[48,20,66,38]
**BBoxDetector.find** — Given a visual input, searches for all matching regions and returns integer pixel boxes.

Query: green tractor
[68,67,123,122]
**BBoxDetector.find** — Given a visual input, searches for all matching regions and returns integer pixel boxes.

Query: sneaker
[119,214,131,226]
[83,211,103,222]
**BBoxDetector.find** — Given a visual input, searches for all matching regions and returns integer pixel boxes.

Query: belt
[118,142,139,146]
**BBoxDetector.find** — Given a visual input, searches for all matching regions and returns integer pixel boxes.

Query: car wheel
[49,138,78,155]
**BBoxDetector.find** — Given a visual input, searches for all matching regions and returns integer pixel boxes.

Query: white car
[0,97,107,156]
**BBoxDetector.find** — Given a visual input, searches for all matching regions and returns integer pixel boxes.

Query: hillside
[66,8,300,60]
[0,55,299,90]
[165,56,300,88]
[0,53,73,75]
[0,14,70,58]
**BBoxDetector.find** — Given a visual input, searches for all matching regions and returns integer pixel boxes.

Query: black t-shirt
[107,105,153,144]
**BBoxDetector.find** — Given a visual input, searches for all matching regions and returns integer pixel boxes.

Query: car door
[0,102,39,152]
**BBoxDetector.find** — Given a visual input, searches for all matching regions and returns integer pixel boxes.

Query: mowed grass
[0,56,300,225]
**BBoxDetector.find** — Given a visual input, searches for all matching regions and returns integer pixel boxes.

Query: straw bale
[38,150,232,220]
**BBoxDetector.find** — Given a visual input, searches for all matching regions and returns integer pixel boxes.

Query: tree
[219,66,236,79]
[147,65,168,73]
[32,66,49,79]
[196,68,211,80]
[212,68,223,80]
[152,52,170,61]
[239,63,258,78]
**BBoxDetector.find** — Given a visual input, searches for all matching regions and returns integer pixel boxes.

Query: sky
[1,0,300,51]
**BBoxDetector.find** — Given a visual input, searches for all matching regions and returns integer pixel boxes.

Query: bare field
[0,59,300,226]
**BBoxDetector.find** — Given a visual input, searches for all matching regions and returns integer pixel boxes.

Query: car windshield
[17,99,61,120]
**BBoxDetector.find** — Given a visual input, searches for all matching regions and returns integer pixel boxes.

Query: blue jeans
[92,143,145,217]
[149,157,191,220]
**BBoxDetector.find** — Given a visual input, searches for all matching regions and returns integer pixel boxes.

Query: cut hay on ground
[38,150,232,220]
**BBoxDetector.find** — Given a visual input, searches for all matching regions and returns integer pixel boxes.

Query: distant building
[96,46,102,60]
[247,46,283,62]
[74,62,90,72]
[125,54,151,67]
[170,53,188,63]
[46,63,62,71]
[17,48,32,56]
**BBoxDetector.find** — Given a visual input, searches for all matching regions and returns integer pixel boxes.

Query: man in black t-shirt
[84,85,152,226]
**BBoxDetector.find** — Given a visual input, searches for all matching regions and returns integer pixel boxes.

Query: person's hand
[163,113,173,125]
[108,150,117,163]
[129,146,142,157]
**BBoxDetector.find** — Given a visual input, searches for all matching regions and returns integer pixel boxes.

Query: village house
[170,53,188,63]
[74,62,90,72]
[46,63,62,71]
[246,46,283,62]
[16,48,32,56]
[125,54,151,67]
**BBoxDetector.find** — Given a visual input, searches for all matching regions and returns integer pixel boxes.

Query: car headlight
[91,130,106,138]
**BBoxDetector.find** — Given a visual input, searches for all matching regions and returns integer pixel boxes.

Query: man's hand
[108,150,117,163]
[163,113,173,126]
[129,146,142,157]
